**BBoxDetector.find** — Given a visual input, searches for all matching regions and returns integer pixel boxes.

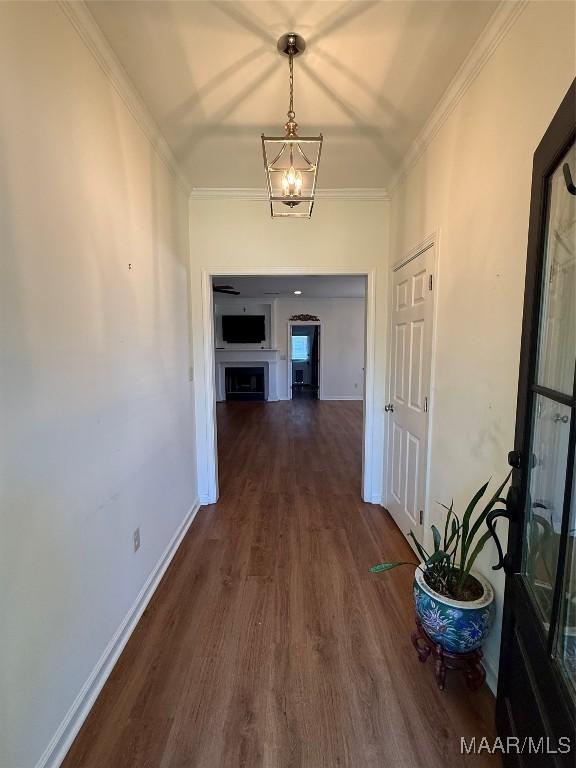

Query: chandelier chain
[288,52,295,120]
[262,33,322,217]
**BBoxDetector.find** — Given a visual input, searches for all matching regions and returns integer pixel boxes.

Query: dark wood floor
[63,400,498,767]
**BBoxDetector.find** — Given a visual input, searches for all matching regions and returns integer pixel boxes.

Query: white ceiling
[87,0,499,189]
[213,275,366,298]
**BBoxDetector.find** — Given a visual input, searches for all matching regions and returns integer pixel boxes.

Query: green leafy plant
[370,473,511,601]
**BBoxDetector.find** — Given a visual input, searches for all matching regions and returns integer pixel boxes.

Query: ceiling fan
[213,284,240,296]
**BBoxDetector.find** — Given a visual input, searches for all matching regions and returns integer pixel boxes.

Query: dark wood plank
[62,400,498,767]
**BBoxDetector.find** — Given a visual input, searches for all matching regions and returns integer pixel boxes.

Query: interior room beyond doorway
[209,272,371,499]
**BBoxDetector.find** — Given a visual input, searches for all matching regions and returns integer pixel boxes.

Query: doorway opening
[290,323,320,400]
[198,269,378,504]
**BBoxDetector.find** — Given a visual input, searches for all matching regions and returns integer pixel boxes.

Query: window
[291,335,310,361]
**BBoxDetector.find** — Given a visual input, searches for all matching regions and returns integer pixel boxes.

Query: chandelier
[261,33,323,218]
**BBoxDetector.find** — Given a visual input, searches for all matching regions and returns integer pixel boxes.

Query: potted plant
[370,473,510,654]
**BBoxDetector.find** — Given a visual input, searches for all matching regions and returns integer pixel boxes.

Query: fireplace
[225,367,265,401]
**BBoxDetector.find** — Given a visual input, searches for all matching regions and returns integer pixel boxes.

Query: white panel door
[386,246,434,547]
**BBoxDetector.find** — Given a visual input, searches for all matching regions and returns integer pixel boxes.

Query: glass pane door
[557,462,576,696]
[521,140,576,660]
[535,144,576,394]
[523,396,570,627]
[496,83,576,764]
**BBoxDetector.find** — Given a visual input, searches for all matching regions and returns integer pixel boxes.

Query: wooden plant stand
[411,617,486,691]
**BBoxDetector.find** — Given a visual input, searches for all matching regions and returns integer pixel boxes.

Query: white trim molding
[189,187,390,201]
[389,0,527,192]
[484,653,498,695]
[58,1,190,194]
[35,499,200,768]
[321,395,363,401]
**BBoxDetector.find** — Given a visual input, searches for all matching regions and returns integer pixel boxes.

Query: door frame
[287,320,323,400]
[385,231,440,551]
[198,266,377,504]
[496,80,575,756]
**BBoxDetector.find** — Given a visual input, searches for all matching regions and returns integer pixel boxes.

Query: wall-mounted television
[222,315,266,343]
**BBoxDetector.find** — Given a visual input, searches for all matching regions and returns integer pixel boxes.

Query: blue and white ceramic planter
[413,568,495,653]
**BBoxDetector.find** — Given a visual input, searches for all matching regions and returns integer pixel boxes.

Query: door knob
[385,403,394,412]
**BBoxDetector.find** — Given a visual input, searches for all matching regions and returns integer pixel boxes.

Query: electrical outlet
[188,365,194,382]
[133,527,140,552]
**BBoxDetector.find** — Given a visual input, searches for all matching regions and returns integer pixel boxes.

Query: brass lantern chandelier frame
[261,33,323,218]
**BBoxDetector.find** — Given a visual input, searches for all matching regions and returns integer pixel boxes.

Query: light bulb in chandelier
[281,166,303,201]
[261,33,323,218]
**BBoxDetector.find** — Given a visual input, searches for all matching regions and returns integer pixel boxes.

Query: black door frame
[288,321,322,399]
[497,79,576,764]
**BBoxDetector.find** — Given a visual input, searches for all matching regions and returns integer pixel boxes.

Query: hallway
[63,401,497,768]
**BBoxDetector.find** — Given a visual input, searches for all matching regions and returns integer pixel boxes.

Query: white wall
[388,0,575,687]
[277,299,365,399]
[0,4,197,767]
[189,198,389,503]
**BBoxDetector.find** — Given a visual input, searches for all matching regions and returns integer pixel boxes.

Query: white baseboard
[321,395,363,401]
[484,652,498,695]
[261,395,364,402]
[199,492,216,505]
[216,397,280,403]
[36,498,200,768]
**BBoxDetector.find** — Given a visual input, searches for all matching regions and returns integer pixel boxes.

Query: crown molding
[58,1,190,194]
[389,0,528,194]
[189,187,390,201]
